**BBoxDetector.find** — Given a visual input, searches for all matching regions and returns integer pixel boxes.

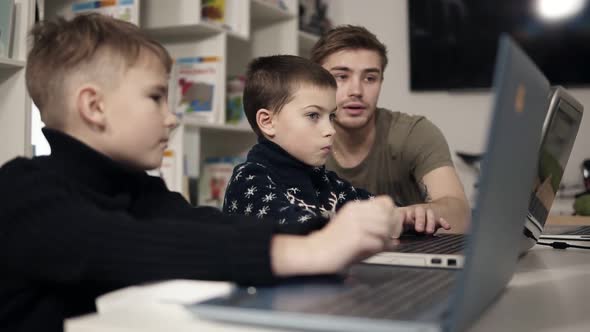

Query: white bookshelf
[298,30,320,58]
[34,0,323,199]
[251,0,295,24]
[0,0,34,165]
[0,57,26,69]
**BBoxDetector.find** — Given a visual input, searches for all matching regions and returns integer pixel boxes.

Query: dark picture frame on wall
[408,0,590,91]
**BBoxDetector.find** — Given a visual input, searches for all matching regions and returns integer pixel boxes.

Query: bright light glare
[536,0,586,21]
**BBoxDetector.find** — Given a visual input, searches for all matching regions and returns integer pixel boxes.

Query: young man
[0,15,402,332]
[223,55,449,235]
[311,25,470,233]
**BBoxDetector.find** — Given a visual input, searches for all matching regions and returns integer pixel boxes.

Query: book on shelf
[0,0,15,58]
[175,56,221,124]
[198,156,245,209]
[70,0,139,25]
[225,75,248,126]
[146,149,180,193]
[159,149,178,191]
[201,0,225,25]
[200,0,240,32]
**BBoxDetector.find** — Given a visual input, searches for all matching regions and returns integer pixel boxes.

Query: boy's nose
[323,119,336,137]
[164,108,179,129]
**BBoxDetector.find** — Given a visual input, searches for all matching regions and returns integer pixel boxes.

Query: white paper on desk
[95,280,233,322]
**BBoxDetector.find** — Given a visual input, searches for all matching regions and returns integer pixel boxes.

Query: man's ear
[76,84,107,130]
[256,108,276,137]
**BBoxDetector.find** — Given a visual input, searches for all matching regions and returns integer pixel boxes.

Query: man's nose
[347,77,363,97]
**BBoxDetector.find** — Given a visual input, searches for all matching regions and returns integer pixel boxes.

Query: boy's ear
[76,84,107,130]
[256,108,276,137]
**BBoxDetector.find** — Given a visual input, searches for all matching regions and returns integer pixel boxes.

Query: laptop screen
[527,89,583,230]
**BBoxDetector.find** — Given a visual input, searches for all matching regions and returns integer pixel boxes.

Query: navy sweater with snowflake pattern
[222,138,374,234]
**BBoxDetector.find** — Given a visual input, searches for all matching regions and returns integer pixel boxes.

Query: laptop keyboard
[390,234,466,254]
[561,226,590,235]
[301,268,455,320]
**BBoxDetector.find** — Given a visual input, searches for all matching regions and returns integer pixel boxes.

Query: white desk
[65,246,590,332]
[472,245,590,332]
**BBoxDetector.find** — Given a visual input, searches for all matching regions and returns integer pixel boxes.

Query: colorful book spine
[201,0,225,24]
[226,75,247,125]
[71,0,138,24]
[199,156,245,209]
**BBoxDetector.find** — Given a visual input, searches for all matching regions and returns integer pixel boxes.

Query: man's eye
[333,74,347,80]
[151,95,163,102]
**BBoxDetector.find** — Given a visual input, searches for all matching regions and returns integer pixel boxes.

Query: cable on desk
[537,241,590,250]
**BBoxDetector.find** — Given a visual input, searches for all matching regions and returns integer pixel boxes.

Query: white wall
[328,0,590,202]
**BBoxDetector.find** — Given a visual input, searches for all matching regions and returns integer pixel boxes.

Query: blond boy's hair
[26,13,172,129]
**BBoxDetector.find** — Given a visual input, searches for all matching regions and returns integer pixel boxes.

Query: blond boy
[0,15,402,332]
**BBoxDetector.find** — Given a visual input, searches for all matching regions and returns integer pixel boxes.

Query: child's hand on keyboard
[270,196,403,276]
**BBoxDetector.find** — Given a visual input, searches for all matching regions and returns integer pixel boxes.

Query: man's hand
[270,196,402,276]
[417,166,470,233]
[398,204,451,235]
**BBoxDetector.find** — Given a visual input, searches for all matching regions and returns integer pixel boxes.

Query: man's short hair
[243,55,337,137]
[26,13,172,128]
[310,25,388,72]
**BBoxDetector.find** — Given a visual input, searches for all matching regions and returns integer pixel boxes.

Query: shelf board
[298,30,320,51]
[227,29,249,42]
[251,0,295,25]
[0,57,25,69]
[183,118,254,134]
[144,21,225,40]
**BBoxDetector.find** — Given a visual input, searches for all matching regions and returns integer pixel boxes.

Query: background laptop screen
[528,92,583,229]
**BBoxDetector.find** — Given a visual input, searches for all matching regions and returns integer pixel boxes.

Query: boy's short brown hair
[243,55,337,137]
[310,25,388,72]
[26,13,172,129]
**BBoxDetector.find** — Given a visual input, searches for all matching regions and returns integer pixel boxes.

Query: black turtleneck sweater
[222,139,373,235]
[0,129,277,332]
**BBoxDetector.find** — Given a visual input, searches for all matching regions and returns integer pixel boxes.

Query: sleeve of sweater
[223,163,327,235]
[0,165,277,287]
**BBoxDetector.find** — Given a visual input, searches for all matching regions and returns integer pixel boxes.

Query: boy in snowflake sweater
[223,55,452,235]
[222,56,382,234]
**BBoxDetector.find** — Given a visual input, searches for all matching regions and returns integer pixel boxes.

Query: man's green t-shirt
[326,108,453,206]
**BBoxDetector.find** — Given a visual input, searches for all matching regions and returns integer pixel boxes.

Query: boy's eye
[307,113,320,120]
[333,74,348,81]
[150,94,164,103]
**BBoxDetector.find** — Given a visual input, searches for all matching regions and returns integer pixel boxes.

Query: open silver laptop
[367,85,585,268]
[189,35,550,332]
[529,88,588,243]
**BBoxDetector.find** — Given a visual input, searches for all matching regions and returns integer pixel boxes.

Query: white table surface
[65,245,590,332]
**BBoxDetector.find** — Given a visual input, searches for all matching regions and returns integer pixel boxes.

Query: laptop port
[447,259,457,266]
[431,258,442,264]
